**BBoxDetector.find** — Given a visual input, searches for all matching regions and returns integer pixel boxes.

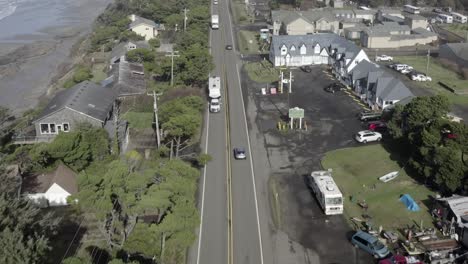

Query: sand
[0,0,112,116]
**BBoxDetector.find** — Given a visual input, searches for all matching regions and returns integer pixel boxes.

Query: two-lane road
[190,0,264,263]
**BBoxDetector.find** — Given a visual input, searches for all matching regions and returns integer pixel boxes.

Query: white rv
[437,14,454,23]
[208,76,221,112]
[309,170,343,215]
[403,4,420,14]
[451,12,467,23]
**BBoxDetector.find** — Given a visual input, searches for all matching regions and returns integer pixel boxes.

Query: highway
[190,0,264,263]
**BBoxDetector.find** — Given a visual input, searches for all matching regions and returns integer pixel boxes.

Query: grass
[238,30,260,54]
[441,24,468,39]
[122,111,154,129]
[244,61,280,84]
[393,56,468,106]
[231,1,251,25]
[321,145,436,233]
[269,177,282,229]
[91,63,107,83]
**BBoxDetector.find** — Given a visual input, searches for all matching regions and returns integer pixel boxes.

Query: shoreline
[0,0,112,116]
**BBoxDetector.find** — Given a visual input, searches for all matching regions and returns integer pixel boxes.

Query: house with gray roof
[360,22,437,48]
[128,14,165,41]
[349,60,414,109]
[32,81,116,141]
[439,43,468,69]
[270,34,369,79]
[271,9,340,35]
[110,41,151,64]
[106,61,147,97]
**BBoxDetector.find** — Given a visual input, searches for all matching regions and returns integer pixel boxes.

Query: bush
[239,16,246,21]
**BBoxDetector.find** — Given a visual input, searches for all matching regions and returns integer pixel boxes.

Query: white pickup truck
[375,55,393,62]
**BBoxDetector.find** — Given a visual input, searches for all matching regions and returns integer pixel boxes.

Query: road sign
[288,107,304,119]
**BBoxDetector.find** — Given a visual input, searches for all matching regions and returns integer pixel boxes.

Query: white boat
[379,171,399,183]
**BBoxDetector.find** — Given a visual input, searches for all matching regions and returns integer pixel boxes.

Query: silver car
[233,147,246,160]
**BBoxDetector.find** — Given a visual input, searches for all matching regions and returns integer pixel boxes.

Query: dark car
[300,65,312,73]
[324,83,345,93]
[225,45,233,50]
[367,121,387,132]
[233,147,246,160]
[359,111,382,122]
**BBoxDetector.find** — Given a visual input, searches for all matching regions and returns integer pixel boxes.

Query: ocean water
[0,0,19,21]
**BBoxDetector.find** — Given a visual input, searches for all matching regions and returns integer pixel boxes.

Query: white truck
[208,76,221,113]
[211,15,219,29]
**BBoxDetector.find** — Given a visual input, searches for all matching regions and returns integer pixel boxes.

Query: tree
[148,38,161,49]
[0,193,60,264]
[73,66,93,84]
[62,257,87,264]
[178,43,213,86]
[126,48,156,63]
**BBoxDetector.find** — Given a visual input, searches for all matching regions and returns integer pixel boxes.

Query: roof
[34,81,116,123]
[364,22,410,36]
[378,8,402,14]
[412,27,437,37]
[107,61,147,97]
[351,60,383,80]
[271,34,361,60]
[404,13,426,20]
[271,9,338,24]
[110,41,151,63]
[129,14,157,28]
[353,9,377,15]
[439,196,468,223]
[376,76,413,101]
[22,164,78,195]
[310,170,342,197]
[440,43,468,61]
[381,14,405,23]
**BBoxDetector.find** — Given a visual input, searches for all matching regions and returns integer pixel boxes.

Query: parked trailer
[403,4,420,14]
[451,12,467,23]
[437,14,454,23]
[308,170,343,215]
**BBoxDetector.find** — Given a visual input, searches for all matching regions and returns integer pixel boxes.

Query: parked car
[433,8,443,13]
[214,0,218,4]
[359,111,382,122]
[225,45,233,50]
[400,68,413,74]
[394,64,413,72]
[324,83,345,93]
[376,55,393,62]
[410,73,432,81]
[367,121,387,132]
[351,231,390,258]
[355,130,382,143]
[388,63,397,69]
[300,65,312,73]
[233,147,246,160]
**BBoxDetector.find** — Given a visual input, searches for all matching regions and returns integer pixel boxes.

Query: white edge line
[196,103,210,264]
[196,16,213,264]
[235,63,265,264]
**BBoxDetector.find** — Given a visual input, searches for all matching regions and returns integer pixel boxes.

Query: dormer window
[314,44,320,54]
[280,44,287,55]
[300,44,306,55]
[290,45,296,51]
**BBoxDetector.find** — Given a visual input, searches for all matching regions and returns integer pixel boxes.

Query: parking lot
[242,64,374,263]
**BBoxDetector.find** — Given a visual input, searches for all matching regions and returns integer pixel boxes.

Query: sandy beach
[0,0,112,115]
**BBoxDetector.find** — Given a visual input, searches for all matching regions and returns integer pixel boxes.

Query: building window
[146,27,149,30]
[40,124,49,134]
[63,123,70,132]
[50,124,56,134]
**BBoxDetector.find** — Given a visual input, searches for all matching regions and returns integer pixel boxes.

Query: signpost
[288,107,304,129]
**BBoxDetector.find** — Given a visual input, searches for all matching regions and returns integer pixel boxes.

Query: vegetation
[122,111,154,129]
[0,165,60,264]
[322,145,436,230]
[244,61,280,84]
[232,1,251,24]
[64,65,94,89]
[126,48,156,63]
[386,95,468,194]
[442,23,468,39]
[238,30,261,54]
[393,56,468,106]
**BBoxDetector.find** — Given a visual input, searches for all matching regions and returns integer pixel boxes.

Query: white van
[451,12,467,23]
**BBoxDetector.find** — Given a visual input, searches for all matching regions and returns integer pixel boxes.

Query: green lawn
[238,30,260,54]
[122,111,154,129]
[244,61,280,83]
[91,63,107,83]
[441,24,468,39]
[231,2,251,25]
[393,56,468,106]
[322,145,436,232]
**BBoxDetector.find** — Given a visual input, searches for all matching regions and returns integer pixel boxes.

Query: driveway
[241,64,375,263]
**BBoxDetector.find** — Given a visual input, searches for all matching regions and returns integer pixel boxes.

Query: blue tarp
[399,194,420,212]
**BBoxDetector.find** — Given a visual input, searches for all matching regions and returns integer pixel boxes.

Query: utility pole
[289,71,293,93]
[184,8,189,31]
[426,49,430,76]
[148,91,162,148]
[280,71,284,93]
[165,50,180,86]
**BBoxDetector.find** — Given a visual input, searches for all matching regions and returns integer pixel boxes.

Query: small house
[129,14,165,41]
